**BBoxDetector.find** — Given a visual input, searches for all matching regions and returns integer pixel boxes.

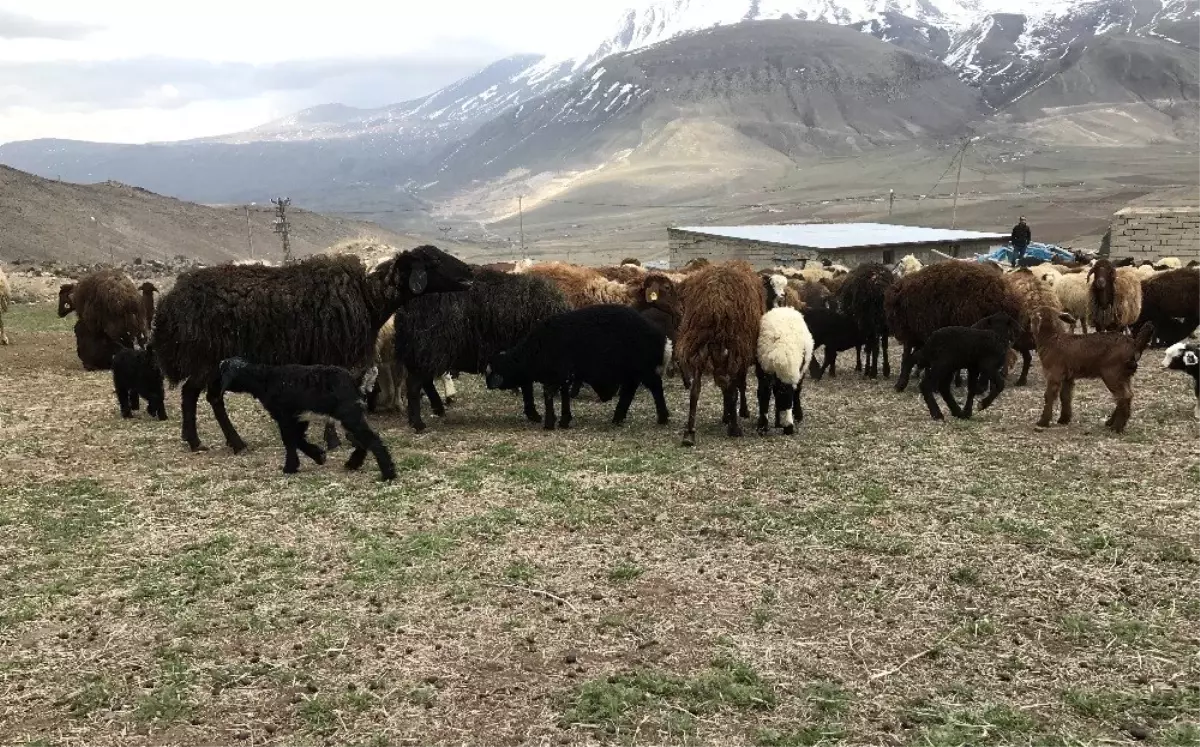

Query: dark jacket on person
[1011,222,1032,248]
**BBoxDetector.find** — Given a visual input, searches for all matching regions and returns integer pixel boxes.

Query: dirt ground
[1,303,1197,746]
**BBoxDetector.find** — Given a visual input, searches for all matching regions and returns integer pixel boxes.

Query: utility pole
[245,203,256,259]
[272,197,292,263]
[438,225,452,243]
[888,188,895,216]
[517,196,526,254]
[950,139,968,230]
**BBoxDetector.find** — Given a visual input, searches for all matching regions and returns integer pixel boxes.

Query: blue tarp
[975,242,1076,264]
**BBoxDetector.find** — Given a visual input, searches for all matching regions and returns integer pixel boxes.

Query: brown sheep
[1135,268,1199,346]
[1087,259,1143,333]
[681,258,710,272]
[676,260,766,445]
[885,262,1023,392]
[596,263,646,284]
[139,282,158,337]
[1031,308,1154,433]
[58,269,145,364]
[1002,268,1064,386]
[520,262,633,308]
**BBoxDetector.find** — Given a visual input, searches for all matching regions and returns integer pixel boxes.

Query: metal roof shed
[667,223,1010,269]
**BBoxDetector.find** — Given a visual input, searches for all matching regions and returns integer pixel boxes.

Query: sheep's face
[1162,342,1199,372]
[1087,261,1116,305]
[217,357,249,394]
[484,356,517,391]
[767,274,789,308]
[642,275,676,307]
[57,284,76,317]
[377,245,473,302]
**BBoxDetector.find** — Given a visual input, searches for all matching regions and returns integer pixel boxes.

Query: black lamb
[801,307,864,380]
[112,346,168,420]
[484,304,671,430]
[216,357,396,481]
[913,312,1020,420]
[393,268,570,431]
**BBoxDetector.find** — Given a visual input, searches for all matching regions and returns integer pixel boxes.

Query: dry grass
[1,302,1197,746]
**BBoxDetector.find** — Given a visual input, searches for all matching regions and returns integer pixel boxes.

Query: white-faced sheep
[913,312,1020,420]
[58,269,146,366]
[112,346,168,420]
[885,261,1023,392]
[217,357,394,480]
[0,266,10,345]
[1030,309,1154,433]
[484,304,671,430]
[894,254,923,278]
[754,306,814,436]
[676,260,765,446]
[1088,259,1143,334]
[392,268,570,432]
[1161,340,1199,419]
[152,245,473,453]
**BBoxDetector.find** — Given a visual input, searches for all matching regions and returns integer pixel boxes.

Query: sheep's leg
[855,345,862,373]
[1058,378,1075,424]
[425,379,446,417]
[978,368,1006,411]
[611,378,638,425]
[558,382,573,429]
[793,378,804,426]
[441,373,457,405]
[205,380,248,454]
[643,373,670,425]
[939,374,964,418]
[755,365,772,435]
[1101,373,1133,432]
[919,371,944,420]
[117,386,135,419]
[519,381,540,422]
[962,365,979,418]
[405,375,427,432]
[1037,379,1061,428]
[724,384,744,438]
[277,420,304,474]
[774,379,797,436]
[808,355,823,382]
[863,334,878,379]
[542,384,557,431]
[569,379,584,399]
[0,314,7,345]
[130,391,141,412]
[738,372,750,419]
[881,333,891,378]
[952,370,964,388]
[292,422,327,464]
[1015,348,1033,387]
[681,374,702,447]
[339,409,396,481]
[181,377,205,451]
[894,343,915,392]
[322,420,341,451]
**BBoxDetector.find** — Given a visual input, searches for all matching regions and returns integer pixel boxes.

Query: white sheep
[0,266,10,345]
[755,305,815,436]
[1052,271,1092,333]
[894,254,923,278]
[1156,257,1182,270]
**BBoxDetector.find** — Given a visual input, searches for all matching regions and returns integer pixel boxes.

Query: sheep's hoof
[1035,420,1051,429]
[783,425,795,435]
[930,412,944,421]
[558,419,572,430]
[379,473,397,482]
[312,451,327,466]
[756,425,768,436]
[525,410,541,422]
[727,426,743,438]
[158,414,169,421]
[121,411,133,419]
[656,415,669,425]
[954,412,971,420]
[444,396,456,406]
[1058,416,1072,425]
[681,432,696,447]
[543,422,555,431]
[410,422,427,433]
[283,465,299,474]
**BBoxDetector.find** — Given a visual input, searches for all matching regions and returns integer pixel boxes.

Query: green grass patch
[608,561,645,584]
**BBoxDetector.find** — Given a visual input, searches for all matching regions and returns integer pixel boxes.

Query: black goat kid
[112,346,168,420]
[913,312,1020,420]
[217,358,395,480]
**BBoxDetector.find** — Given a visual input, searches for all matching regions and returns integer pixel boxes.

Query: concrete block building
[667,223,1009,269]
[1107,206,1199,260]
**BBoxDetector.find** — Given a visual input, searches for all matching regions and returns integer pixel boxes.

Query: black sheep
[153,245,472,453]
[74,320,122,371]
[393,268,570,432]
[913,312,1020,420]
[484,304,671,430]
[112,346,168,420]
[1161,340,1199,419]
[217,357,396,480]
[837,262,892,378]
[801,307,864,380]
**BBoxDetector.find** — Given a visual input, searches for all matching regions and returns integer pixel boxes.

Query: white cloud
[0,0,632,143]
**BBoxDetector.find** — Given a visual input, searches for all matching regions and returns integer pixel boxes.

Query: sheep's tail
[1133,323,1154,358]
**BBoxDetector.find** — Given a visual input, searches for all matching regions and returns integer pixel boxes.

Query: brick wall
[1108,207,1200,260]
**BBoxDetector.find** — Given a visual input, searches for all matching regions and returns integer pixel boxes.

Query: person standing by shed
[1010,216,1032,267]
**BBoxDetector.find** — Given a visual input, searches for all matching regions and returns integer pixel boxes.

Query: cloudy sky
[0,1,629,144]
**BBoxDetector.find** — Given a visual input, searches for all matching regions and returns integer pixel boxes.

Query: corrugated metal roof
[672,223,1009,250]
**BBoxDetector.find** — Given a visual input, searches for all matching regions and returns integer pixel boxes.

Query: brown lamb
[885,261,1023,392]
[1031,308,1154,433]
[676,260,766,446]
[1002,268,1064,386]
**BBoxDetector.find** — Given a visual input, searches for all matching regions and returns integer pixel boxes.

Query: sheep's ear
[408,263,428,295]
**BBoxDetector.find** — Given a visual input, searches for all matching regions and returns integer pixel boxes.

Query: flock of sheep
[3,242,1197,481]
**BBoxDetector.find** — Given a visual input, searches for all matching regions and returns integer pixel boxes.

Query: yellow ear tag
[648,291,659,302]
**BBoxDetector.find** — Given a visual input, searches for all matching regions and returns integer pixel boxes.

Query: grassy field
[1,302,1197,746]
